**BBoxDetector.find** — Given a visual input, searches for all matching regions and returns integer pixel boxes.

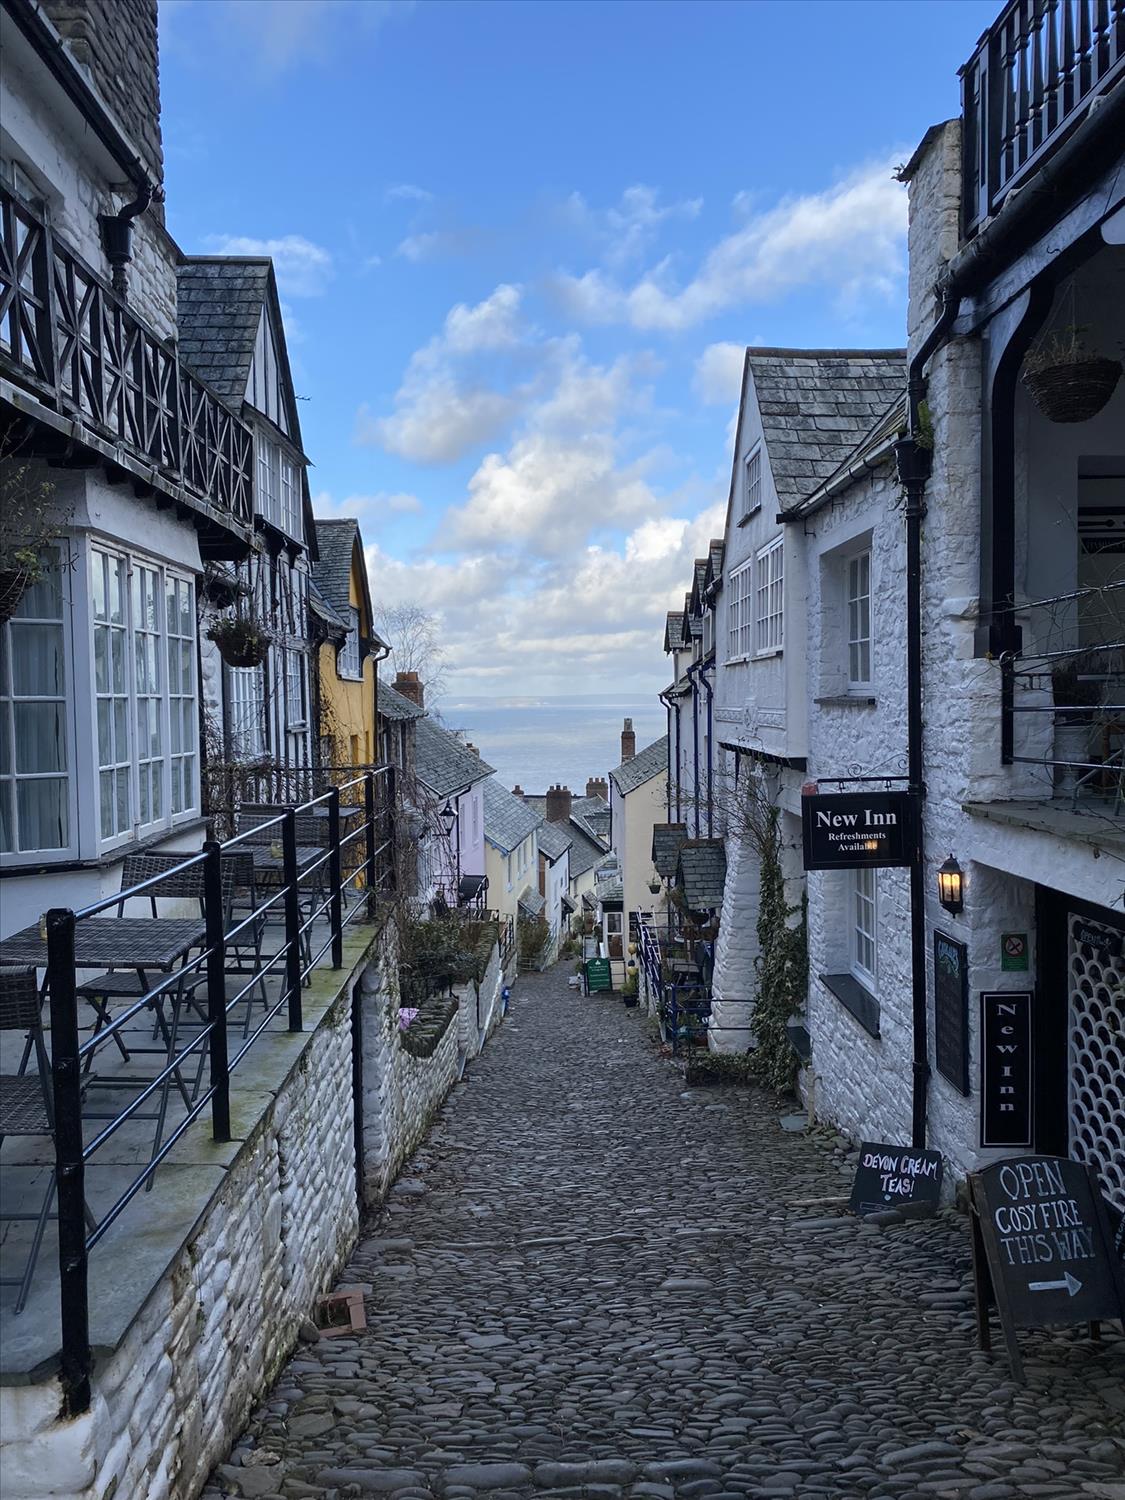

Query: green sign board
[585,958,612,993]
[1001,933,1029,971]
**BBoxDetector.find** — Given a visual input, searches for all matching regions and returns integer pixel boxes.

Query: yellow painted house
[311,518,383,770]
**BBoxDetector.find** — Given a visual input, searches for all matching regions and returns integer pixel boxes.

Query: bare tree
[375,603,448,704]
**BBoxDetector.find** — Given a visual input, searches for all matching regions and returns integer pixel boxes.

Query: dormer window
[743,446,762,518]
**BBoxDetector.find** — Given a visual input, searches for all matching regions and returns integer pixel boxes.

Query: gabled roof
[313,518,372,629]
[377,679,425,721]
[308,577,347,637]
[786,393,908,520]
[704,540,724,595]
[537,821,572,862]
[414,716,494,798]
[690,557,708,613]
[518,887,546,920]
[728,348,906,516]
[176,259,271,410]
[664,611,688,653]
[676,838,727,911]
[483,777,542,855]
[652,822,689,879]
[609,735,669,796]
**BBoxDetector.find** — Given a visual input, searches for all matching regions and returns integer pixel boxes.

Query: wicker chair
[0,969,59,1313]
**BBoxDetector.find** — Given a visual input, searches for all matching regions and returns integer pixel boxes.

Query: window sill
[754,648,783,660]
[737,506,762,527]
[814,694,876,708]
[820,972,880,1038]
[1,816,209,879]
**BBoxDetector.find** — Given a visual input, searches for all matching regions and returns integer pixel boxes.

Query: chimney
[585,776,607,800]
[621,717,636,762]
[393,670,424,708]
[512,784,524,799]
[466,743,478,755]
[545,783,573,823]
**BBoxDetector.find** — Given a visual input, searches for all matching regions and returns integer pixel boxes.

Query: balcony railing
[960,0,1125,237]
[0,184,253,536]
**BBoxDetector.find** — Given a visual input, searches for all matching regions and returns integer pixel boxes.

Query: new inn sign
[801,790,919,872]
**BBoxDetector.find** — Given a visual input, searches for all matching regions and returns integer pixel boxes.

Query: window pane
[100,770,113,838]
[0,782,11,853]
[11,623,65,695]
[15,702,66,773]
[17,777,67,851]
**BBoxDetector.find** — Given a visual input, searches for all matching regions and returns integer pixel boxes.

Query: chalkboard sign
[584,958,612,993]
[801,790,918,871]
[979,991,1033,1148]
[969,1156,1125,1381]
[933,932,969,1095]
[849,1141,943,1217]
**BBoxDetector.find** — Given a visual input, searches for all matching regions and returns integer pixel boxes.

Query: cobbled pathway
[208,965,1125,1500]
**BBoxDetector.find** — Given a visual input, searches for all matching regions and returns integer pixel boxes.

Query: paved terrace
[208,965,1124,1500]
[0,914,379,1383]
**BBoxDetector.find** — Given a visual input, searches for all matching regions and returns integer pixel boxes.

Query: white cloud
[208,0,410,76]
[204,234,333,297]
[694,342,745,405]
[554,160,907,331]
[385,183,433,204]
[314,489,424,520]
[357,285,530,464]
[558,185,702,269]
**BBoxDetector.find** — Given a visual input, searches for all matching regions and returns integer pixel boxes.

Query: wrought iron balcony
[960,0,1125,238]
[0,184,252,545]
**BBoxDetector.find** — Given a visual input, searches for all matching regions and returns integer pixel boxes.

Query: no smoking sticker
[1001,933,1029,971]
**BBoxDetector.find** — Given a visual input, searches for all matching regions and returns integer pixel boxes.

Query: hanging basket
[0,569,31,625]
[207,619,271,668]
[1022,356,1121,424]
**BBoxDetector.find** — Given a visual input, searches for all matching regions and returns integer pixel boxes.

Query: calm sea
[438,696,667,795]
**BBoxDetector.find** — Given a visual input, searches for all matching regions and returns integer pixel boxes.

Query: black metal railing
[1002,590,1125,811]
[960,0,1125,237]
[35,767,395,1413]
[0,184,253,530]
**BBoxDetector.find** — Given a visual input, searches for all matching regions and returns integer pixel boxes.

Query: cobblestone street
[209,967,1125,1500]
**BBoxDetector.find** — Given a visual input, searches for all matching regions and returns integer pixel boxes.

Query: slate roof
[518,887,546,919]
[676,839,727,911]
[414,716,494,797]
[522,804,606,879]
[609,735,669,796]
[665,611,688,653]
[537,821,572,863]
[377,679,425,721]
[176,259,272,410]
[651,822,689,879]
[307,577,347,636]
[313,518,365,623]
[707,539,724,589]
[483,777,542,855]
[791,393,908,518]
[744,349,906,513]
[597,879,624,904]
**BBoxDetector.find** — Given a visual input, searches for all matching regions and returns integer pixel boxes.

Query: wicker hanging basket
[1022,356,1121,424]
[0,569,31,625]
[207,618,271,668]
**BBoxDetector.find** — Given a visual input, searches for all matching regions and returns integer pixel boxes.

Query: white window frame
[0,544,77,862]
[846,549,872,691]
[338,607,362,680]
[228,665,266,759]
[850,867,878,990]
[727,561,753,661]
[255,434,303,542]
[742,445,762,518]
[755,536,784,656]
[285,647,307,729]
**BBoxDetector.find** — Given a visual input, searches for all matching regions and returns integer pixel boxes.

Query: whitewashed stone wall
[709,830,761,1053]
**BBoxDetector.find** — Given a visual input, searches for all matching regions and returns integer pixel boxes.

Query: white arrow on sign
[1028,1272,1083,1297]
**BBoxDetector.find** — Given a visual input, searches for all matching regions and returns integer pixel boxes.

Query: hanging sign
[968,1156,1125,1381]
[800,790,917,871]
[934,932,970,1095]
[1000,933,1029,971]
[849,1141,943,1217]
[979,992,1033,1148]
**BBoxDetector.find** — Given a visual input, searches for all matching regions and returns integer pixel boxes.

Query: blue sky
[159,0,998,701]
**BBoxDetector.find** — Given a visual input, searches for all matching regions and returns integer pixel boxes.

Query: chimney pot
[512,784,524,798]
[585,776,607,800]
[393,670,424,708]
[545,783,573,824]
[621,717,636,762]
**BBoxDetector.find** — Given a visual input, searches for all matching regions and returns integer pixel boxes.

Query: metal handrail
[36,763,398,1414]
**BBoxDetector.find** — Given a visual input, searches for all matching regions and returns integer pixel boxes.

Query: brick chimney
[621,717,636,762]
[545,783,573,823]
[585,776,608,800]
[393,670,423,708]
[512,785,524,798]
[465,743,478,755]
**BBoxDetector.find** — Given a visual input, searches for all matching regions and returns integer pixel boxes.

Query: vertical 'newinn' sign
[800,791,917,871]
[979,992,1033,1148]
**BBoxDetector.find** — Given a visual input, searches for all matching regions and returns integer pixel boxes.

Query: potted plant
[208,613,272,668]
[1022,327,1122,424]
[0,440,63,624]
[1051,653,1103,796]
[648,876,661,895]
[622,969,640,1007]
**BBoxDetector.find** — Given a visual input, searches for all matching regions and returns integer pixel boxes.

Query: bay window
[755,537,784,654]
[256,434,302,541]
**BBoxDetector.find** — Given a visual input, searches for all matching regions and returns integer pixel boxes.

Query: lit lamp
[439,799,456,836]
[937,855,964,915]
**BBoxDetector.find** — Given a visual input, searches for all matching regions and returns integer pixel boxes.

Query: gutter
[777,428,902,525]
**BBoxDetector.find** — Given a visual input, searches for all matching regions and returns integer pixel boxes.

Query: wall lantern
[439,799,456,836]
[937,855,964,916]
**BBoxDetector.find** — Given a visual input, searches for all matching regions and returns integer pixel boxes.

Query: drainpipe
[659,690,678,822]
[99,182,158,298]
[686,660,703,836]
[701,664,714,837]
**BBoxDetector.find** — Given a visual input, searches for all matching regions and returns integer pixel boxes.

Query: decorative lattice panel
[1068,914,1125,1215]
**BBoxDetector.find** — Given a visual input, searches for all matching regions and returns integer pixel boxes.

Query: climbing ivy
[751,806,809,1093]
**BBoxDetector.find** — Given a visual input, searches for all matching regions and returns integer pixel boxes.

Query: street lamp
[937,854,964,916]
[439,799,456,836]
